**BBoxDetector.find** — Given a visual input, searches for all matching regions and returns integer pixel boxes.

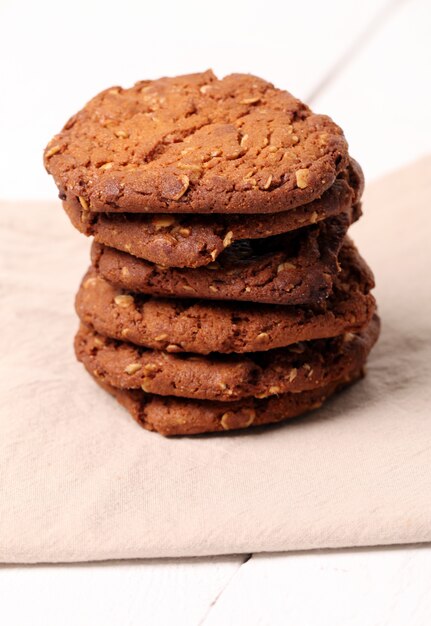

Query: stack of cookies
[44,71,379,436]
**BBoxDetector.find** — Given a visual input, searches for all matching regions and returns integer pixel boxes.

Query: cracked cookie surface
[45,70,349,215]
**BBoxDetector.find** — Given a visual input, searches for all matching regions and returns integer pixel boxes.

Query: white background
[1,0,431,624]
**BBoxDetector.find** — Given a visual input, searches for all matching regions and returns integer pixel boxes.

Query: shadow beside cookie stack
[44,71,379,436]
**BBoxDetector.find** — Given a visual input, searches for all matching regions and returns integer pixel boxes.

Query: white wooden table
[1,0,430,623]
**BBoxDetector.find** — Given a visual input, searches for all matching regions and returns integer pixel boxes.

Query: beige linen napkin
[1,158,430,563]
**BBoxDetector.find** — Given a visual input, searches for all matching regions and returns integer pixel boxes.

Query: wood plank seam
[198,554,252,625]
[307,0,408,104]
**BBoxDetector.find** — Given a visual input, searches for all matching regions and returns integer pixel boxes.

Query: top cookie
[44,71,349,214]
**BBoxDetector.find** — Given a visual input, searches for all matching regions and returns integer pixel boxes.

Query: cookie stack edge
[44,71,380,436]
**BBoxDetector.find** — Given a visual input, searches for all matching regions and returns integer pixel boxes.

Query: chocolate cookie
[44,71,349,215]
[75,315,379,402]
[91,369,364,436]
[76,240,375,354]
[91,215,348,306]
[63,162,362,268]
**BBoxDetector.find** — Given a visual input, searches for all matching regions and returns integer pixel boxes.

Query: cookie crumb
[141,380,151,392]
[240,134,249,147]
[221,408,256,430]
[343,332,355,342]
[142,364,157,373]
[83,277,98,289]
[114,294,134,307]
[166,344,182,353]
[295,168,310,189]
[268,385,281,394]
[154,334,168,341]
[223,231,234,248]
[172,175,190,200]
[79,196,89,210]
[263,174,273,190]
[289,368,298,382]
[240,97,260,105]
[124,363,142,375]
[45,144,61,158]
[277,262,296,274]
[152,216,176,229]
